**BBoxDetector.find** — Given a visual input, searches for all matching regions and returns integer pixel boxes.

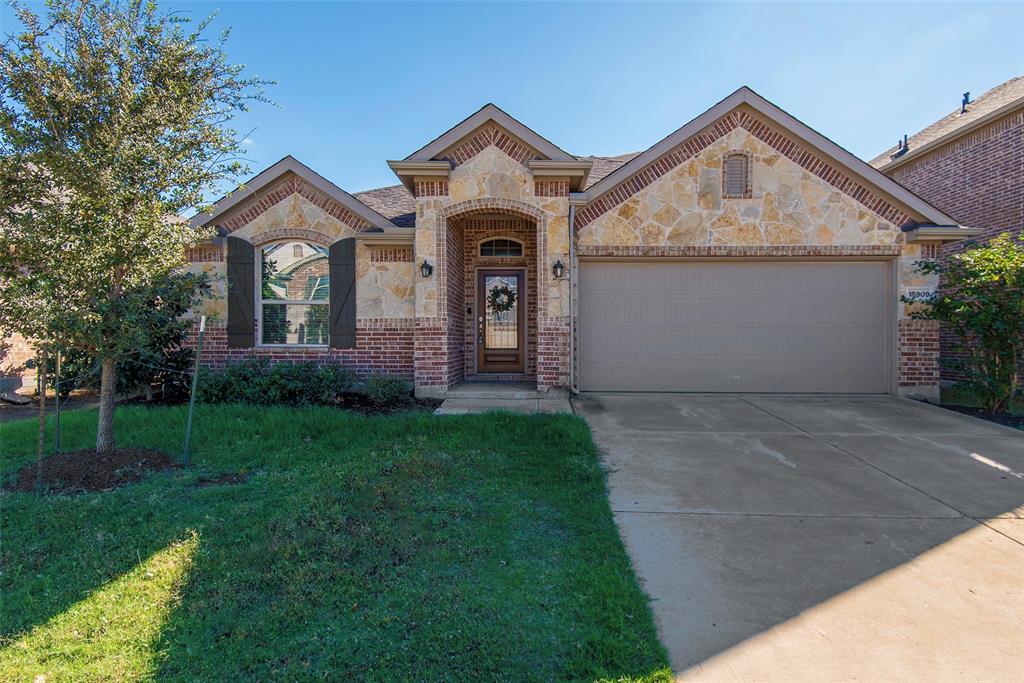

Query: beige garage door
[579,260,892,393]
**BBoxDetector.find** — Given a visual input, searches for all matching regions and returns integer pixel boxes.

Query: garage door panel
[579,261,891,393]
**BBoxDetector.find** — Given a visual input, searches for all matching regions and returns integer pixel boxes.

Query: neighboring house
[870,76,1024,381]
[177,87,976,401]
[870,76,1023,246]
[0,87,979,400]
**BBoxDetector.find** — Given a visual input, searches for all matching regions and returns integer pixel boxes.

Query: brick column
[897,319,940,401]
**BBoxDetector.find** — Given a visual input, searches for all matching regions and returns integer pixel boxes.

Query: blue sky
[3,1,1022,196]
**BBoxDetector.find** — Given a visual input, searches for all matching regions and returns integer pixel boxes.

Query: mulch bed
[4,447,181,495]
[940,404,1024,430]
[334,394,443,415]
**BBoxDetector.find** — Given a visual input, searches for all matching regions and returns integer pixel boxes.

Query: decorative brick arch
[440,197,547,223]
[438,198,550,325]
[246,227,350,247]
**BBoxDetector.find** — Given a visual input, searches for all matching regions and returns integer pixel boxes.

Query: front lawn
[0,405,669,681]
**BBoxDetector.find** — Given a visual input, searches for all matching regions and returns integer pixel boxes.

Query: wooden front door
[477,269,526,373]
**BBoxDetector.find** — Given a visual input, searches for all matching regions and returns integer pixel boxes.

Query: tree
[50,270,211,401]
[0,0,266,452]
[903,233,1024,413]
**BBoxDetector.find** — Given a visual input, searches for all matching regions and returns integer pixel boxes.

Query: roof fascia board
[528,159,594,191]
[580,87,959,227]
[190,156,398,229]
[405,104,575,162]
[355,228,415,245]
[904,225,982,242]
[387,160,452,193]
[876,96,1024,172]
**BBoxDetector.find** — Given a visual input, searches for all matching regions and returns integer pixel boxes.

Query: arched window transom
[479,238,523,257]
[259,240,329,345]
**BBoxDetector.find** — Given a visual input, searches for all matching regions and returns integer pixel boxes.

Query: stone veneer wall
[184,175,417,378]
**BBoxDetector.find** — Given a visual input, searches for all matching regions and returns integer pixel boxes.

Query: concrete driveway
[574,394,1024,682]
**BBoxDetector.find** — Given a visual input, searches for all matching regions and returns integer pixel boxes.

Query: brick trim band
[219,174,374,233]
[577,245,902,258]
[368,246,413,262]
[441,124,540,167]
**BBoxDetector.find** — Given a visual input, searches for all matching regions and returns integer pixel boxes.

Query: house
[870,76,1023,249]
[870,76,1023,380]
[180,87,979,401]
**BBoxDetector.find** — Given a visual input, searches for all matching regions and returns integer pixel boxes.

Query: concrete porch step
[434,397,573,415]
[445,381,546,400]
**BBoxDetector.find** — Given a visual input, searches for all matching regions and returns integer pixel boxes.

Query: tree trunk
[36,347,47,495]
[96,356,118,453]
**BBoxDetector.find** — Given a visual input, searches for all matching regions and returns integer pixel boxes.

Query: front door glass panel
[477,270,525,373]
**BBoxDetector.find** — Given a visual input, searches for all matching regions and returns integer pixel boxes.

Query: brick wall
[888,110,1023,246]
[0,332,36,390]
[413,319,446,389]
[897,319,940,391]
[536,317,570,389]
[188,319,414,377]
[887,109,1023,383]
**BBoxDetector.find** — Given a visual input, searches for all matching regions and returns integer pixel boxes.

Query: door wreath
[487,285,517,314]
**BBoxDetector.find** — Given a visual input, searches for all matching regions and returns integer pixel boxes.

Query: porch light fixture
[420,259,433,278]
[552,259,566,279]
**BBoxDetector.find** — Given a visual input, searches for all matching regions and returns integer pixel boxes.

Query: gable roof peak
[403,103,575,163]
[189,155,399,230]
[577,85,957,227]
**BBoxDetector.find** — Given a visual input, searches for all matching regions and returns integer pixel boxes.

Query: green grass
[0,405,670,682]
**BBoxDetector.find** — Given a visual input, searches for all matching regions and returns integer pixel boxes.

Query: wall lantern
[552,259,566,279]
[420,259,433,278]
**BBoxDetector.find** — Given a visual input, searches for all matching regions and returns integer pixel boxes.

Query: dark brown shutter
[226,236,256,347]
[329,237,357,348]
[724,154,748,196]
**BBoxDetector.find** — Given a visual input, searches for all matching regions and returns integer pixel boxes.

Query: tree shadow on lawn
[1,405,670,682]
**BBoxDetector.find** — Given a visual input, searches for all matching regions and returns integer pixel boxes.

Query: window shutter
[329,237,357,349]
[725,155,748,196]
[226,236,255,348]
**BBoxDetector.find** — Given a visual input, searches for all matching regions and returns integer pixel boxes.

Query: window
[480,238,523,257]
[259,241,329,345]
[723,153,751,198]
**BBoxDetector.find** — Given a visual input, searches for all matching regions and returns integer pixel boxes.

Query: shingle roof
[351,153,639,226]
[870,76,1024,169]
[578,153,641,189]
[352,184,415,227]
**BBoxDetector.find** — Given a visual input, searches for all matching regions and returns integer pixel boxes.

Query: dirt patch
[4,448,181,494]
[940,405,1024,431]
[195,472,250,487]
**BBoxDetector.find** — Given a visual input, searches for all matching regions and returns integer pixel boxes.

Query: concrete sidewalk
[575,393,1024,681]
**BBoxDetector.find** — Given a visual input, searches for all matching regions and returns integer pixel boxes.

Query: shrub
[362,374,412,408]
[198,359,356,406]
[903,232,1024,412]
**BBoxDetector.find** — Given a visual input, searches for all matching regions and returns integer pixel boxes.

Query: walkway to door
[433,382,571,415]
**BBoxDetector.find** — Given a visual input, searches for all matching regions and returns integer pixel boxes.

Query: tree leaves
[902,233,1024,412]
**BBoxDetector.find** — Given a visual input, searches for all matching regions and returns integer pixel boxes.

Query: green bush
[904,232,1024,412]
[198,359,356,406]
[362,374,412,408]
